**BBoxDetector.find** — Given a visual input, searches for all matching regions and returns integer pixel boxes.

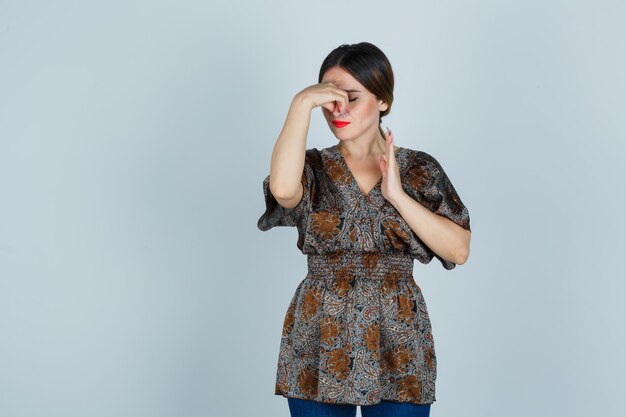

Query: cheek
[349,103,379,122]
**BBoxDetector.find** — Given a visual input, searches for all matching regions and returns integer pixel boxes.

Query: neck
[337,125,387,160]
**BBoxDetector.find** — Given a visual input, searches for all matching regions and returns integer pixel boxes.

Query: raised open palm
[379,127,404,203]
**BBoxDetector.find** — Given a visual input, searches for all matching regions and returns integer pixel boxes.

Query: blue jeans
[287,397,431,417]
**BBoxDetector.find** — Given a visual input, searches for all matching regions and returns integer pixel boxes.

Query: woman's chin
[331,129,352,140]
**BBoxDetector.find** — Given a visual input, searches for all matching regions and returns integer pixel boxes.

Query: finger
[322,92,346,113]
[387,128,398,168]
[319,84,346,108]
[332,89,349,113]
[322,96,346,114]
[385,126,394,155]
[383,130,390,161]
[315,84,348,112]
[333,86,349,101]
[321,102,335,112]
[379,154,387,178]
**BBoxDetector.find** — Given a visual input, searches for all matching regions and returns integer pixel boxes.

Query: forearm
[389,191,471,265]
[269,95,312,200]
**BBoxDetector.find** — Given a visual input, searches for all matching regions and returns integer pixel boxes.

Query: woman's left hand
[379,127,406,205]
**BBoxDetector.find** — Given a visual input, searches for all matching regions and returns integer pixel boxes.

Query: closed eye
[349,97,358,102]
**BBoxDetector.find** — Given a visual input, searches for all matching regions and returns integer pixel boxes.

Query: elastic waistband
[306,251,414,281]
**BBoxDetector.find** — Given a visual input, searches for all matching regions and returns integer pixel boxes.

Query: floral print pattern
[257,144,471,406]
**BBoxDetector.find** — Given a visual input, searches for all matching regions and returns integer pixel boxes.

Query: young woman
[257,42,471,417]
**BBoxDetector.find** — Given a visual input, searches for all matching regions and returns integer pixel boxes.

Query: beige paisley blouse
[257,144,471,406]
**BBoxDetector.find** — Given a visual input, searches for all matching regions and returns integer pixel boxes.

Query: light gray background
[1,1,625,416]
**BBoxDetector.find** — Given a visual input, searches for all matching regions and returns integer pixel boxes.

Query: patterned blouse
[257,144,471,406]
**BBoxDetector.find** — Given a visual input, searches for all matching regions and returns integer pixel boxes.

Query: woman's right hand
[294,82,349,115]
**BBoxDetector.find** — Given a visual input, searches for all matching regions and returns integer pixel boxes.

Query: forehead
[321,66,365,92]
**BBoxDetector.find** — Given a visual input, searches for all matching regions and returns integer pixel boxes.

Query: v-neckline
[333,144,402,199]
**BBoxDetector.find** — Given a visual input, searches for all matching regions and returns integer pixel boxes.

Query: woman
[257,42,471,417]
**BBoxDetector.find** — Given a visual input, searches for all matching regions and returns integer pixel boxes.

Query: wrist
[388,190,411,210]
[291,93,313,112]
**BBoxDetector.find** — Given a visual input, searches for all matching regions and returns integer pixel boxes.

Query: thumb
[379,155,387,178]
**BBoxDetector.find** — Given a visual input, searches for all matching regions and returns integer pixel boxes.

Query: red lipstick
[332,120,351,128]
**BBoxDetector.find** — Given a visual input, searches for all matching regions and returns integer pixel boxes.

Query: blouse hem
[275,392,436,407]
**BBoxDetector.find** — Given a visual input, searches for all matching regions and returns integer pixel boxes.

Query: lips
[332,120,351,128]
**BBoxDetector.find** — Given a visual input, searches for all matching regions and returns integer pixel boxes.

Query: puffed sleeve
[257,150,316,231]
[403,151,471,270]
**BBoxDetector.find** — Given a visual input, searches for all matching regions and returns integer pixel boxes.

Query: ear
[379,100,389,112]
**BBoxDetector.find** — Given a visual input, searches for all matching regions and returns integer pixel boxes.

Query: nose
[333,101,346,118]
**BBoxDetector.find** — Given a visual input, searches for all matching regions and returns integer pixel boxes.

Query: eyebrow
[345,89,361,93]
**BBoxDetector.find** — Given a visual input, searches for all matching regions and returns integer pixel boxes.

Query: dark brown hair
[318,42,394,138]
